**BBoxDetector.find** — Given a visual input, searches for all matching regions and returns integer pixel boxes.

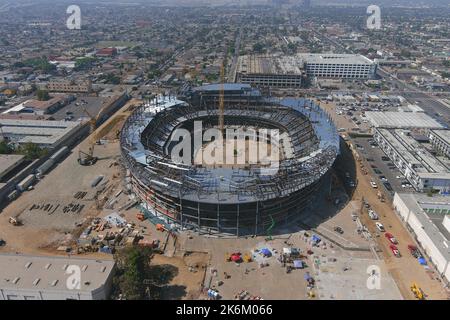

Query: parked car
[389,244,401,257]
[370,181,378,188]
[408,245,422,258]
[368,210,379,220]
[381,156,390,161]
[380,176,388,182]
[383,182,393,192]
[375,222,385,232]
[374,169,382,174]
[334,227,344,234]
[385,232,398,244]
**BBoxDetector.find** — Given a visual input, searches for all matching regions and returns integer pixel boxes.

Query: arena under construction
[120,84,339,236]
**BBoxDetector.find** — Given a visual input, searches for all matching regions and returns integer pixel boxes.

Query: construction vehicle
[411,283,425,300]
[136,213,146,221]
[78,103,110,166]
[9,217,21,226]
[156,224,166,232]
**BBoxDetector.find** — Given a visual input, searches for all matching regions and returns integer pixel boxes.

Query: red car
[385,232,398,244]
[389,244,401,257]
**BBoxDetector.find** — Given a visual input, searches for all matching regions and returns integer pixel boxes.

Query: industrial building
[297,53,377,79]
[0,154,25,181]
[374,128,450,192]
[393,193,450,284]
[0,119,85,149]
[46,81,92,93]
[2,95,72,116]
[236,55,305,88]
[429,129,450,158]
[365,111,444,129]
[0,254,115,300]
[121,84,339,236]
[235,53,377,88]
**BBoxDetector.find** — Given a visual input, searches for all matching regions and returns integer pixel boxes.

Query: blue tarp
[304,272,312,280]
[293,260,304,269]
[418,257,427,265]
[311,235,321,243]
[261,248,271,257]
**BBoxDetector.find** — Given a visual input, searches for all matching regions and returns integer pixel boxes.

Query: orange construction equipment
[411,283,425,300]
[243,254,252,262]
[156,224,166,232]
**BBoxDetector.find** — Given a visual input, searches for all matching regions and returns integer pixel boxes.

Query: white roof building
[0,254,116,300]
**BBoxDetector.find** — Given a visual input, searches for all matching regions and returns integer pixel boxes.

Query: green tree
[0,141,14,154]
[112,247,154,300]
[253,42,265,53]
[36,90,50,101]
[17,142,47,160]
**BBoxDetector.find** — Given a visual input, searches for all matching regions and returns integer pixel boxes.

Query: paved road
[227,28,242,82]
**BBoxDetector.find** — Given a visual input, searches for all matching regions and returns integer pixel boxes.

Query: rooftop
[0,119,83,147]
[377,128,450,180]
[395,193,450,260]
[366,111,444,129]
[431,129,450,144]
[0,253,115,293]
[237,54,304,75]
[297,53,375,65]
[0,154,25,177]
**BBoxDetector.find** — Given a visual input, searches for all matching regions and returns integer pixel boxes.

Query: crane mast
[219,62,225,135]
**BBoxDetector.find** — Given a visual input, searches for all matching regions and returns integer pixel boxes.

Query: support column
[236,203,240,238]
[255,201,259,235]
[197,202,201,235]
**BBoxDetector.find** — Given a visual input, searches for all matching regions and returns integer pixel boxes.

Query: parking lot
[352,137,415,198]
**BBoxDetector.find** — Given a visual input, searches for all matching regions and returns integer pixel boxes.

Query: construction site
[0,84,448,300]
[121,83,339,237]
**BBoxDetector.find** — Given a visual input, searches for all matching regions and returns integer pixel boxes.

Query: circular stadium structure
[120,84,339,236]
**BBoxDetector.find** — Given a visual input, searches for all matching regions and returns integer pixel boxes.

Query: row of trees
[0,141,47,160]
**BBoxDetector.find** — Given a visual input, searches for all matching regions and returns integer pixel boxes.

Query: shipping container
[17,174,35,192]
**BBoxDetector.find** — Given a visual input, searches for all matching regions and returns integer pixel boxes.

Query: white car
[368,210,379,220]
[370,181,378,188]
[375,222,385,232]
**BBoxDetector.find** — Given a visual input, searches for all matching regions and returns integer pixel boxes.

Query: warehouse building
[374,128,450,192]
[365,111,444,129]
[0,254,115,300]
[0,119,85,150]
[0,154,25,181]
[393,193,450,284]
[236,54,305,87]
[429,129,450,158]
[297,53,377,79]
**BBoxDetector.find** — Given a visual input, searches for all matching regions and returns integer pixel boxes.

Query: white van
[375,222,385,232]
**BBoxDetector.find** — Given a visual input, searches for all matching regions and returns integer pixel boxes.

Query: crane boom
[219,62,225,134]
